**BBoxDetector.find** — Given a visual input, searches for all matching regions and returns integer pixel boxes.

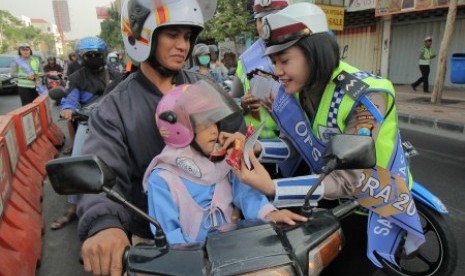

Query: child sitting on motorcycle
[142,80,307,244]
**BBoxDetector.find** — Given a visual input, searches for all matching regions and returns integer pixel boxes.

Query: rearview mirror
[325,135,376,170]
[45,155,116,195]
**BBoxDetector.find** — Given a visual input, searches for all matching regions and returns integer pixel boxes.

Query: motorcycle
[379,141,457,276]
[45,135,457,275]
[67,104,95,156]
[44,70,65,89]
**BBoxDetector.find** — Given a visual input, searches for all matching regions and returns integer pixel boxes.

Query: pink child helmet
[156,80,240,148]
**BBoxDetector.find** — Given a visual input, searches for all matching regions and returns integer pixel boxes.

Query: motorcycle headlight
[308,229,343,276]
[240,265,296,275]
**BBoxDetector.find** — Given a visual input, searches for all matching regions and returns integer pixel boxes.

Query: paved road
[400,125,465,276]
[1,94,463,275]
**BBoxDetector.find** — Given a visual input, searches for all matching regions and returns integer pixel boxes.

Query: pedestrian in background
[411,36,436,93]
[10,43,44,106]
[208,44,229,81]
[190,43,222,85]
[222,52,237,76]
[65,52,82,78]
[233,0,289,140]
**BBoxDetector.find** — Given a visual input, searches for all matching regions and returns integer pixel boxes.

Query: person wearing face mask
[208,44,229,80]
[51,36,121,230]
[76,1,245,275]
[190,43,223,86]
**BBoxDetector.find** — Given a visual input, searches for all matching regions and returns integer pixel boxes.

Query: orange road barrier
[0,116,43,208]
[0,139,42,276]
[0,247,29,276]
[1,137,42,220]
[0,210,42,274]
[7,103,54,176]
[33,96,65,150]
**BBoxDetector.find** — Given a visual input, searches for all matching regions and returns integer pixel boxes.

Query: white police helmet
[261,2,329,55]
[253,0,289,19]
[121,0,217,63]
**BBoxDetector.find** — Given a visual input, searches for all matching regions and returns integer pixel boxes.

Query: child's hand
[232,150,275,196]
[218,131,246,152]
[265,209,308,226]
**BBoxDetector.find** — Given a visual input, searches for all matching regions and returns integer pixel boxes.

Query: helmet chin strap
[148,55,179,78]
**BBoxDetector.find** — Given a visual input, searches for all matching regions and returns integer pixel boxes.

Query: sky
[0,0,114,40]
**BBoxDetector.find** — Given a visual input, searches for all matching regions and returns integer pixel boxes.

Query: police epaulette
[332,70,369,100]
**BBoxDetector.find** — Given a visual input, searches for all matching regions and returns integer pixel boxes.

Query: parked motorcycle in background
[45,71,65,90]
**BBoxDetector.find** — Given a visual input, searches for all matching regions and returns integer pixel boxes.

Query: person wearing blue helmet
[50,36,122,230]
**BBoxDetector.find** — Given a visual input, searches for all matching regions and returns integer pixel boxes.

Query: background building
[52,0,71,43]
[31,18,63,57]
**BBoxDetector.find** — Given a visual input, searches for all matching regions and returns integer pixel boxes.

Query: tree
[99,4,123,51]
[199,0,255,45]
[0,10,55,55]
[431,0,458,104]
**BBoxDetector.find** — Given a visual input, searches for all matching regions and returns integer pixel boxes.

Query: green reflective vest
[16,57,41,88]
[312,62,413,187]
[236,60,279,139]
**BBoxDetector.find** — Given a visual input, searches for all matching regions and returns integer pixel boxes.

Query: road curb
[398,113,465,134]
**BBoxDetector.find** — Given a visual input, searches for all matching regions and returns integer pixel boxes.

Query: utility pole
[431,0,458,104]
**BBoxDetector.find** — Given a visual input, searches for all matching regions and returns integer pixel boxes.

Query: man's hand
[81,228,130,276]
[60,109,73,120]
[265,209,308,225]
[27,74,36,80]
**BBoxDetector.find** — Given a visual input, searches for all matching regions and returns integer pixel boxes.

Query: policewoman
[11,43,44,106]
[234,0,289,140]
[236,2,425,268]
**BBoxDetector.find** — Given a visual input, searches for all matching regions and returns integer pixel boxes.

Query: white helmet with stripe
[253,0,289,19]
[121,0,217,63]
[261,2,329,55]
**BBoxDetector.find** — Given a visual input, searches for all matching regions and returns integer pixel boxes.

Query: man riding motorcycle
[50,36,121,230]
[43,56,65,89]
[76,1,244,275]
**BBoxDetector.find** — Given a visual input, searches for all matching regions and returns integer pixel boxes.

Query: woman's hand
[262,93,275,114]
[265,209,308,225]
[232,150,275,196]
[241,93,261,112]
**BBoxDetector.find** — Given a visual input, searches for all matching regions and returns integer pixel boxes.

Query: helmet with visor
[156,80,240,148]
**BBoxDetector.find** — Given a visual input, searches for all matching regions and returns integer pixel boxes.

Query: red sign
[376,0,465,16]
[96,7,111,20]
